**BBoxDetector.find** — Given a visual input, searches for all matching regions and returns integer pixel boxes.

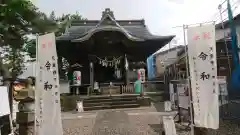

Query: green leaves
[1,0,86,78]
[0,0,37,47]
[24,12,87,59]
[0,0,38,77]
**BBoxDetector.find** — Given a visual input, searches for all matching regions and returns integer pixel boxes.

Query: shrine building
[56,8,174,96]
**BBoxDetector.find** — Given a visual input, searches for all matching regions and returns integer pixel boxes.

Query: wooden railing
[121,84,134,94]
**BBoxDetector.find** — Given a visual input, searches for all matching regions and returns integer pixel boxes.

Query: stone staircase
[83,94,150,111]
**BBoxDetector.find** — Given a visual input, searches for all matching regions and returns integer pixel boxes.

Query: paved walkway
[92,110,133,135]
[62,104,178,135]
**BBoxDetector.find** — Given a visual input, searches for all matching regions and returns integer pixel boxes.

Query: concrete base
[19,124,34,135]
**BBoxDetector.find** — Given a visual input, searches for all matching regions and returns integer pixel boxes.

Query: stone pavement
[62,101,240,135]
[62,104,178,135]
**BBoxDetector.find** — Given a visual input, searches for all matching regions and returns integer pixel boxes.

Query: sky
[33,0,240,52]
[20,0,240,77]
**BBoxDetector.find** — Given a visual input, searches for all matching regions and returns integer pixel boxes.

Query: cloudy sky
[33,0,240,51]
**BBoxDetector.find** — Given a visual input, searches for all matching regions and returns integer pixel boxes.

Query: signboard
[169,83,176,109]
[35,33,63,135]
[187,24,219,129]
[138,68,145,83]
[0,86,10,117]
[176,83,189,109]
[218,76,228,106]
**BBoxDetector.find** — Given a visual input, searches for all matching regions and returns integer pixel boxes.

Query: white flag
[187,24,219,129]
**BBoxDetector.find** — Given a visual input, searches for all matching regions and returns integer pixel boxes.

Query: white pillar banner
[187,24,219,129]
[35,33,63,135]
[0,86,10,117]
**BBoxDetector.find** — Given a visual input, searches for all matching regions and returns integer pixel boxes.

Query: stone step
[83,104,140,111]
[83,97,137,103]
[147,95,165,103]
[83,100,138,107]
[82,94,142,111]
[144,91,164,96]
[83,94,140,100]
[82,94,152,111]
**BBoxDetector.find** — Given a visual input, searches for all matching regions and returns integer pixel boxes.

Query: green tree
[0,0,86,79]
[0,0,39,78]
[24,11,86,59]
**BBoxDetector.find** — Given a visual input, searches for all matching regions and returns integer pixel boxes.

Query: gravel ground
[177,101,240,135]
[204,101,240,135]
[62,104,174,135]
[63,118,95,135]
[61,102,240,135]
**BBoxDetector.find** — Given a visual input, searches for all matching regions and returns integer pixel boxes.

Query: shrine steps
[82,94,150,111]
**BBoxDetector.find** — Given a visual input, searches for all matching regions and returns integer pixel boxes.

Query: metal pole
[183,25,195,135]
[218,4,232,77]
[9,114,13,135]
[35,34,39,135]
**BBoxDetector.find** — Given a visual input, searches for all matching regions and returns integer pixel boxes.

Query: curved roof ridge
[71,13,144,42]
[72,25,144,42]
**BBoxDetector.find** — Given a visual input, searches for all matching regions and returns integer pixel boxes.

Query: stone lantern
[15,78,35,135]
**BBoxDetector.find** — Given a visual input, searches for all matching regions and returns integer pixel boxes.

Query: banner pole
[183,25,195,135]
[34,34,39,135]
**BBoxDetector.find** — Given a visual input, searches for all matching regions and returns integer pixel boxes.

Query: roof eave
[71,26,145,42]
[145,35,175,41]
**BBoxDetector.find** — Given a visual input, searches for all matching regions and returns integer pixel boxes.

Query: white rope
[96,56,122,63]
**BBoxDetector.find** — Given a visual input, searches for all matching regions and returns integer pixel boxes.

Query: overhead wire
[209,0,240,23]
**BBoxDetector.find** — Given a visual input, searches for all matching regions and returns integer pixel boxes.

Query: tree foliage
[24,11,86,59]
[0,0,39,77]
[0,0,86,77]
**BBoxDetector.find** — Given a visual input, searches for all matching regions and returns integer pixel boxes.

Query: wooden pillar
[164,71,170,101]
[90,62,94,88]
[124,54,129,85]
[58,56,63,79]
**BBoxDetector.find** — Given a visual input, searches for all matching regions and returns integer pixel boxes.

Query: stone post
[15,78,35,135]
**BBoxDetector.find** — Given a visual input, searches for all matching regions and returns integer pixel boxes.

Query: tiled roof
[56,8,174,42]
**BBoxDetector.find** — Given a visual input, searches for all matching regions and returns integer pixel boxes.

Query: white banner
[35,33,63,135]
[0,86,10,117]
[187,24,219,129]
